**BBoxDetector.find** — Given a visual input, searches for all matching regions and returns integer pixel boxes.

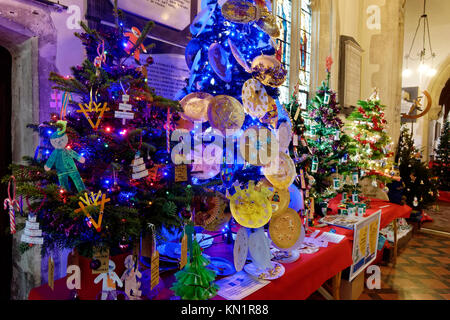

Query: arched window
[274,0,313,107]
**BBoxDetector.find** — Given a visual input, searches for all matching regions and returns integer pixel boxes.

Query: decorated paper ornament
[239,126,278,166]
[185,39,202,69]
[311,156,318,173]
[333,177,340,189]
[21,215,44,245]
[94,40,106,71]
[221,0,261,24]
[259,97,279,129]
[257,178,290,217]
[191,144,221,180]
[190,4,216,36]
[44,121,86,193]
[241,79,272,118]
[208,43,232,82]
[255,7,280,38]
[248,228,272,270]
[207,95,245,135]
[115,94,134,125]
[277,121,293,152]
[269,208,302,250]
[124,27,147,62]
[413,197,418,207]
[352,172,359,185]
[263,151,296,189]
[94,260,123,300]
[179,92,213,122]
[76,97,110,130]
[228,39,252,73]
[131,152,149,180]
[192,192,230,231]
[288,184,304,212]
[74,191,110,232]
[233,227,249,272]
[121,255,142,300]
[251,55,287,87]
[227,181,273,228]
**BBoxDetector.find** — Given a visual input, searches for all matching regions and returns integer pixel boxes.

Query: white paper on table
[303,237,328,248]
[216,271,270,300]
[316,232,345,244]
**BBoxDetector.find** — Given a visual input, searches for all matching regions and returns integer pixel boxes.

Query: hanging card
[92,247,109,274]
[151,251,160,290]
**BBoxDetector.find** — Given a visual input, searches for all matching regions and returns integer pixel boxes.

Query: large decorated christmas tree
[4,4,200,256]
[432,120,450,191]
[302,59,353,213]
[346,90,395,185]
[396,127,438,211]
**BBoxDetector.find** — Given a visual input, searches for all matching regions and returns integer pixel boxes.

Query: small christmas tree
[171,226,218,300]
[346,90,395,185]
[396,127,438,210]
[432,120,450,191]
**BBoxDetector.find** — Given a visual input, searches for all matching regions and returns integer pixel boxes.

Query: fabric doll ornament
[44,121,86,193]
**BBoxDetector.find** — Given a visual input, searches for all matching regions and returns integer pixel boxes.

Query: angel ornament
[94,260,123,300]
[121,255,142,300]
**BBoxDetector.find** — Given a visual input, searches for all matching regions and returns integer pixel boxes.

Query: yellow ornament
[241,79,271,118]
[256,178,290,217]
[269,208,303,250]
[263,151,296,189]
[251,55,287,87]
[221,0,261,24]
[227,181,273,228]
[179,92,213,122]
[255,7,280,38]
[207,95,245,135]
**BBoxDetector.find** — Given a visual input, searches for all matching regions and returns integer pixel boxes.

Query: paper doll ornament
[233,227,249,272]
[94,260,123,300]
[44,121,86,193]
[124,27,147,62]
[121,255,142,300]
[248,228,272,270]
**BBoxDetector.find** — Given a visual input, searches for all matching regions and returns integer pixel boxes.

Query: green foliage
[432,120,450,190]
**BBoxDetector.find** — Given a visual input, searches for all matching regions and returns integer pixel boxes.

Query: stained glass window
[298,0,312,109]
[275,0,292,105]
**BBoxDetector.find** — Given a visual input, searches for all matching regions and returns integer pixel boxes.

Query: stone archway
[427,54,450,121]
[0,0,59,300]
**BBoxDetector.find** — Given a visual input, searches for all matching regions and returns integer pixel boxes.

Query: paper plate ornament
[277,121,293,152]
[259,97,279,129]
[44,121,86,193]
[269,208,302,250]
[263,151,296,189]
[288,184,304,211]
[233,227,249,272]
[179,92,214,122]
[228,39,252,73]
[255,7,280,38]
[207,95,245,135]
[256,178,290,217]
[248,228,273,270]
[241,79,272,118]
[221,0,261,24]
[251,55,287,87]
[239,126,278,167]
[190,4,216,36]
[220,161,243,189]
[244,261,285,280]
[208,43,232,82]
[227,181,273,228]
[192,192,230,231]
[185,39,202,70]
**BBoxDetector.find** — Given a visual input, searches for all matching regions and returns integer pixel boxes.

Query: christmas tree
[171,225,218,300]
[4,3,200,256]
[396,127,438,211]
[302,58,353,212]
[432,120,450,191]
[346,90,395,185]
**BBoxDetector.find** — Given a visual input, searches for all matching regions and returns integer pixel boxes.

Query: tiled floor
[308,231,450,300]
[424,200,450,233]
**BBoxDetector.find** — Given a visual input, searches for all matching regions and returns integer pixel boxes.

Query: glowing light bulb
[402,68,412,77]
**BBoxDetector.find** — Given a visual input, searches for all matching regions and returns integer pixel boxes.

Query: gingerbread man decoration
[124,27,147,62]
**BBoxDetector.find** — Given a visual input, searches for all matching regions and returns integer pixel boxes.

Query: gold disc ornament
[228,39,252,73]
[255,7,280,38]
[239,125,278,167]
[251,55,287,87]
[207,95,245,135]
[257,178,290,217]
[179,92,214,122]
[208,43,232,82]
[263,151,296,189]
[242,79,272,119]
[269,208,303,250]
[221,0,261,24]
[227,181,273,229]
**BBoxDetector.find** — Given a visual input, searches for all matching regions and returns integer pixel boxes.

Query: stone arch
[426,54,450,120]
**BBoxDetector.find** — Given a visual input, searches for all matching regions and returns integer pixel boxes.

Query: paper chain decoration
[74,191,110,232]
[3,176,19,234]
[77,99,109,130]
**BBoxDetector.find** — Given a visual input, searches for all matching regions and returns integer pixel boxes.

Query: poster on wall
[349,210,381,281]
[111,0,191,31]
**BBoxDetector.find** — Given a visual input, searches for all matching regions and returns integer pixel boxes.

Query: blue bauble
[288,184,304,211]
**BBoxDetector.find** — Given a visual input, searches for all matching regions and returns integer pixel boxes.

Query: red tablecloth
[328,194,412,232]
[438,190,450,202]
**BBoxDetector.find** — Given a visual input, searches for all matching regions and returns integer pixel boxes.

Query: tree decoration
[124,27,148,62]
[114,94,134,125]
[3,176,19,234]
[432,120,450,191]
[74,191,110,232]
[76,97,110,130]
